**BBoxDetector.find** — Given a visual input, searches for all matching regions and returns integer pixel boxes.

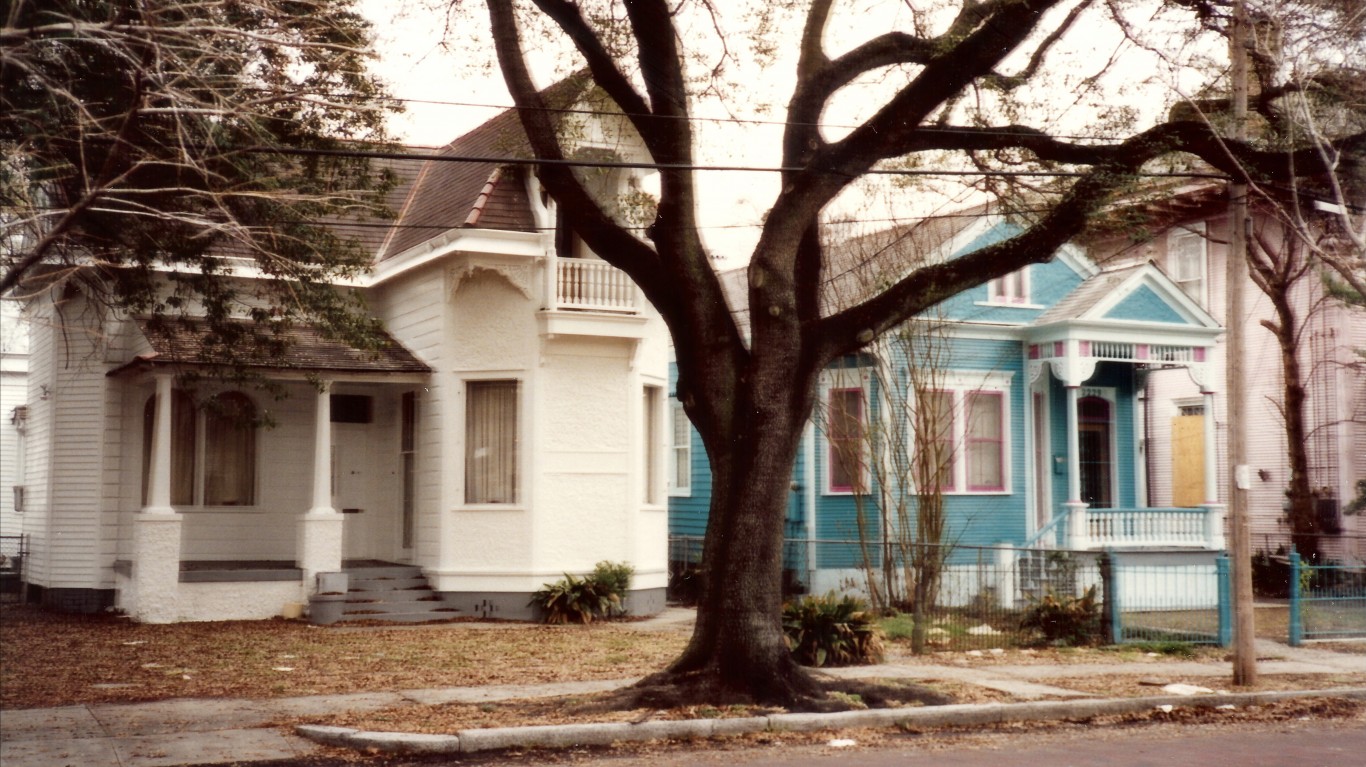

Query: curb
[296,687,1366,755]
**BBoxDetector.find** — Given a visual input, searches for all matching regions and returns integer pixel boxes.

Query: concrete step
[333,563,459,624]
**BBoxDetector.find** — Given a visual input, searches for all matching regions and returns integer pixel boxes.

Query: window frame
[668,399,692,497]
[141,388,258,508]
[1168,224,1207,305]
[463,378,522,506]
[984,267,1031,305]
[911,371,1013,496]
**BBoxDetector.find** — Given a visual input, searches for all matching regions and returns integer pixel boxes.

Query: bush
[1020,585,1102,646]
[782,592,884,667]
[592,561,634,599]
[529,561,634,624]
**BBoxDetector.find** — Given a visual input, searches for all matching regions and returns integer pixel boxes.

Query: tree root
[578,667,953,714]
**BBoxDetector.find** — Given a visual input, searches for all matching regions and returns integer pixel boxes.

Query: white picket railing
[554,259,640,313]
[1086,507,1212,548]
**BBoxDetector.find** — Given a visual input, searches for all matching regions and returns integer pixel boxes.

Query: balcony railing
[554,259,640,313]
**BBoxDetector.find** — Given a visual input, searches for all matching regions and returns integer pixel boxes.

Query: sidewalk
[3,612,1364,767]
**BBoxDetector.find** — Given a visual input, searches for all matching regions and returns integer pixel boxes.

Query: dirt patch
[0,604,685,709]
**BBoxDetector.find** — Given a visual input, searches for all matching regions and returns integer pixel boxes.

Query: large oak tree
[483,0,1365,706]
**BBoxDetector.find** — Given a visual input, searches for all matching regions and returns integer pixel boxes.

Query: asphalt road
[530,719,1366,767]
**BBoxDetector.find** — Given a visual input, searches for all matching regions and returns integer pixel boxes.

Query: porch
[110,320,431,623]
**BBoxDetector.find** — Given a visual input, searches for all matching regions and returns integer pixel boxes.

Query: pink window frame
[965,390,1005,491]
[827,387,865,493]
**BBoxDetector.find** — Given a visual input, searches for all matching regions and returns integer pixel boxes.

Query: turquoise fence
[1287,552,1366,645]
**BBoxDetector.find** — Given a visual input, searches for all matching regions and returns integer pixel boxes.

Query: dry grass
[0,604,685,710]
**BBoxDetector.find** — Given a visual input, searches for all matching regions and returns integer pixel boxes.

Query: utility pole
[1227,0,1258,686]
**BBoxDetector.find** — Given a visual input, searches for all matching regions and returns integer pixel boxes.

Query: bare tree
[484,0,1364,707]
[1,0,396,354]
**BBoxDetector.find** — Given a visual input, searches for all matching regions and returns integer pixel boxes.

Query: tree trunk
[1267,292,1322,562]
[633,373,828,708]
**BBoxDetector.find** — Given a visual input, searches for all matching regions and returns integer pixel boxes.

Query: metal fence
[0,534,27,604]
[1288,552,1366,645]
[668,535,1230,650]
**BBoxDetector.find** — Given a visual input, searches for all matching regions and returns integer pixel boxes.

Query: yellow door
[1171,415,1204,507]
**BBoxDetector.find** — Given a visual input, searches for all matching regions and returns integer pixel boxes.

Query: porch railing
[1087,507,1212,548]
[554,259,640,313]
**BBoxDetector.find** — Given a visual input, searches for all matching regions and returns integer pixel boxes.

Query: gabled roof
[377,74,594,262]
[108,318,431,377]
[1033,261,1220,330]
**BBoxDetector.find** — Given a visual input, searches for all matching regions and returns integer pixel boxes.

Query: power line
[243,143,1232,181]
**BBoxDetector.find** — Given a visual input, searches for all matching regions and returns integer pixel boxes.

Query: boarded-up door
[1171,415,1204,507]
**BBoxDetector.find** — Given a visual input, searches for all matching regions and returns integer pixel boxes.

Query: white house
[15,78,672,622]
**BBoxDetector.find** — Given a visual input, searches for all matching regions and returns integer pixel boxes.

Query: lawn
[0,605,686,710]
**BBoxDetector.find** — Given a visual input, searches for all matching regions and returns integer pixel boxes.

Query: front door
[334,423,384,560]
[1078,395,1114,508]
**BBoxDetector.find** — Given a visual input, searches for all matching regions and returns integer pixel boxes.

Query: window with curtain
[914,378,1010,494]
[915,389,956,492]
[142,389,257,506]
[203,392,256,506]
[465,380,519,504]
[986,267,1029,304]
[966,391,1005,491]
[827,387,866,493]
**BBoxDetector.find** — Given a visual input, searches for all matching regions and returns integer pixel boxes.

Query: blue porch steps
[335,563,461,623]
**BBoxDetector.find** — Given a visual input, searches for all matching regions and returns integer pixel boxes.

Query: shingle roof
[110,318,431,376]
[377,74,594,261]
[1032,263,1147,325]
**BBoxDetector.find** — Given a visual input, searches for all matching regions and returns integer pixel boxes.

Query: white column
[1064,384,1089,549]
[1200,390,1227,550]
[311,381,335,514]
[132,373,183,623]
[145,374,175,513]
[1202,390,1219,504]
[298,381,342,594]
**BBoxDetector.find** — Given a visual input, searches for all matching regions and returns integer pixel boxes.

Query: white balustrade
[555,259,639,313]
[1085,507,1213,548]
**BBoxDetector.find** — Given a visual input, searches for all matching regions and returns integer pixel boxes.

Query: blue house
[669,214,1225,607]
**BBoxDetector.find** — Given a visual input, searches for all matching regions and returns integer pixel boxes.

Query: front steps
[334,564,461,623]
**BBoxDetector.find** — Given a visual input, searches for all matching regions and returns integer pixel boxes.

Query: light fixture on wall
[1257,469,1271,482]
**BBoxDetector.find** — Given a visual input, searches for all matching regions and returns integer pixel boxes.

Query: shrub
[529,573,621,624]
[1020,585,1102,646]
[529,561,634,624]
[592,561,634,599]
[782,592,884,667]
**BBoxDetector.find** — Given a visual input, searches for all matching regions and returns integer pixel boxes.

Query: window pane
[828,388,864,492]
[966,391,1003,490]
[203,392,256,506]
[466,381,519,504]
[670,402,690,492]
[916,389,955,491]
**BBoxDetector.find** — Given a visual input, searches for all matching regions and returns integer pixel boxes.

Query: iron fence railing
[667,535,1231,650]
[0,534,28,604]
[1288,552,1366,644]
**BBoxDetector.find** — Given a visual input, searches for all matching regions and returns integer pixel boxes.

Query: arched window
[141,389,257,507]
[203,392,256,506]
